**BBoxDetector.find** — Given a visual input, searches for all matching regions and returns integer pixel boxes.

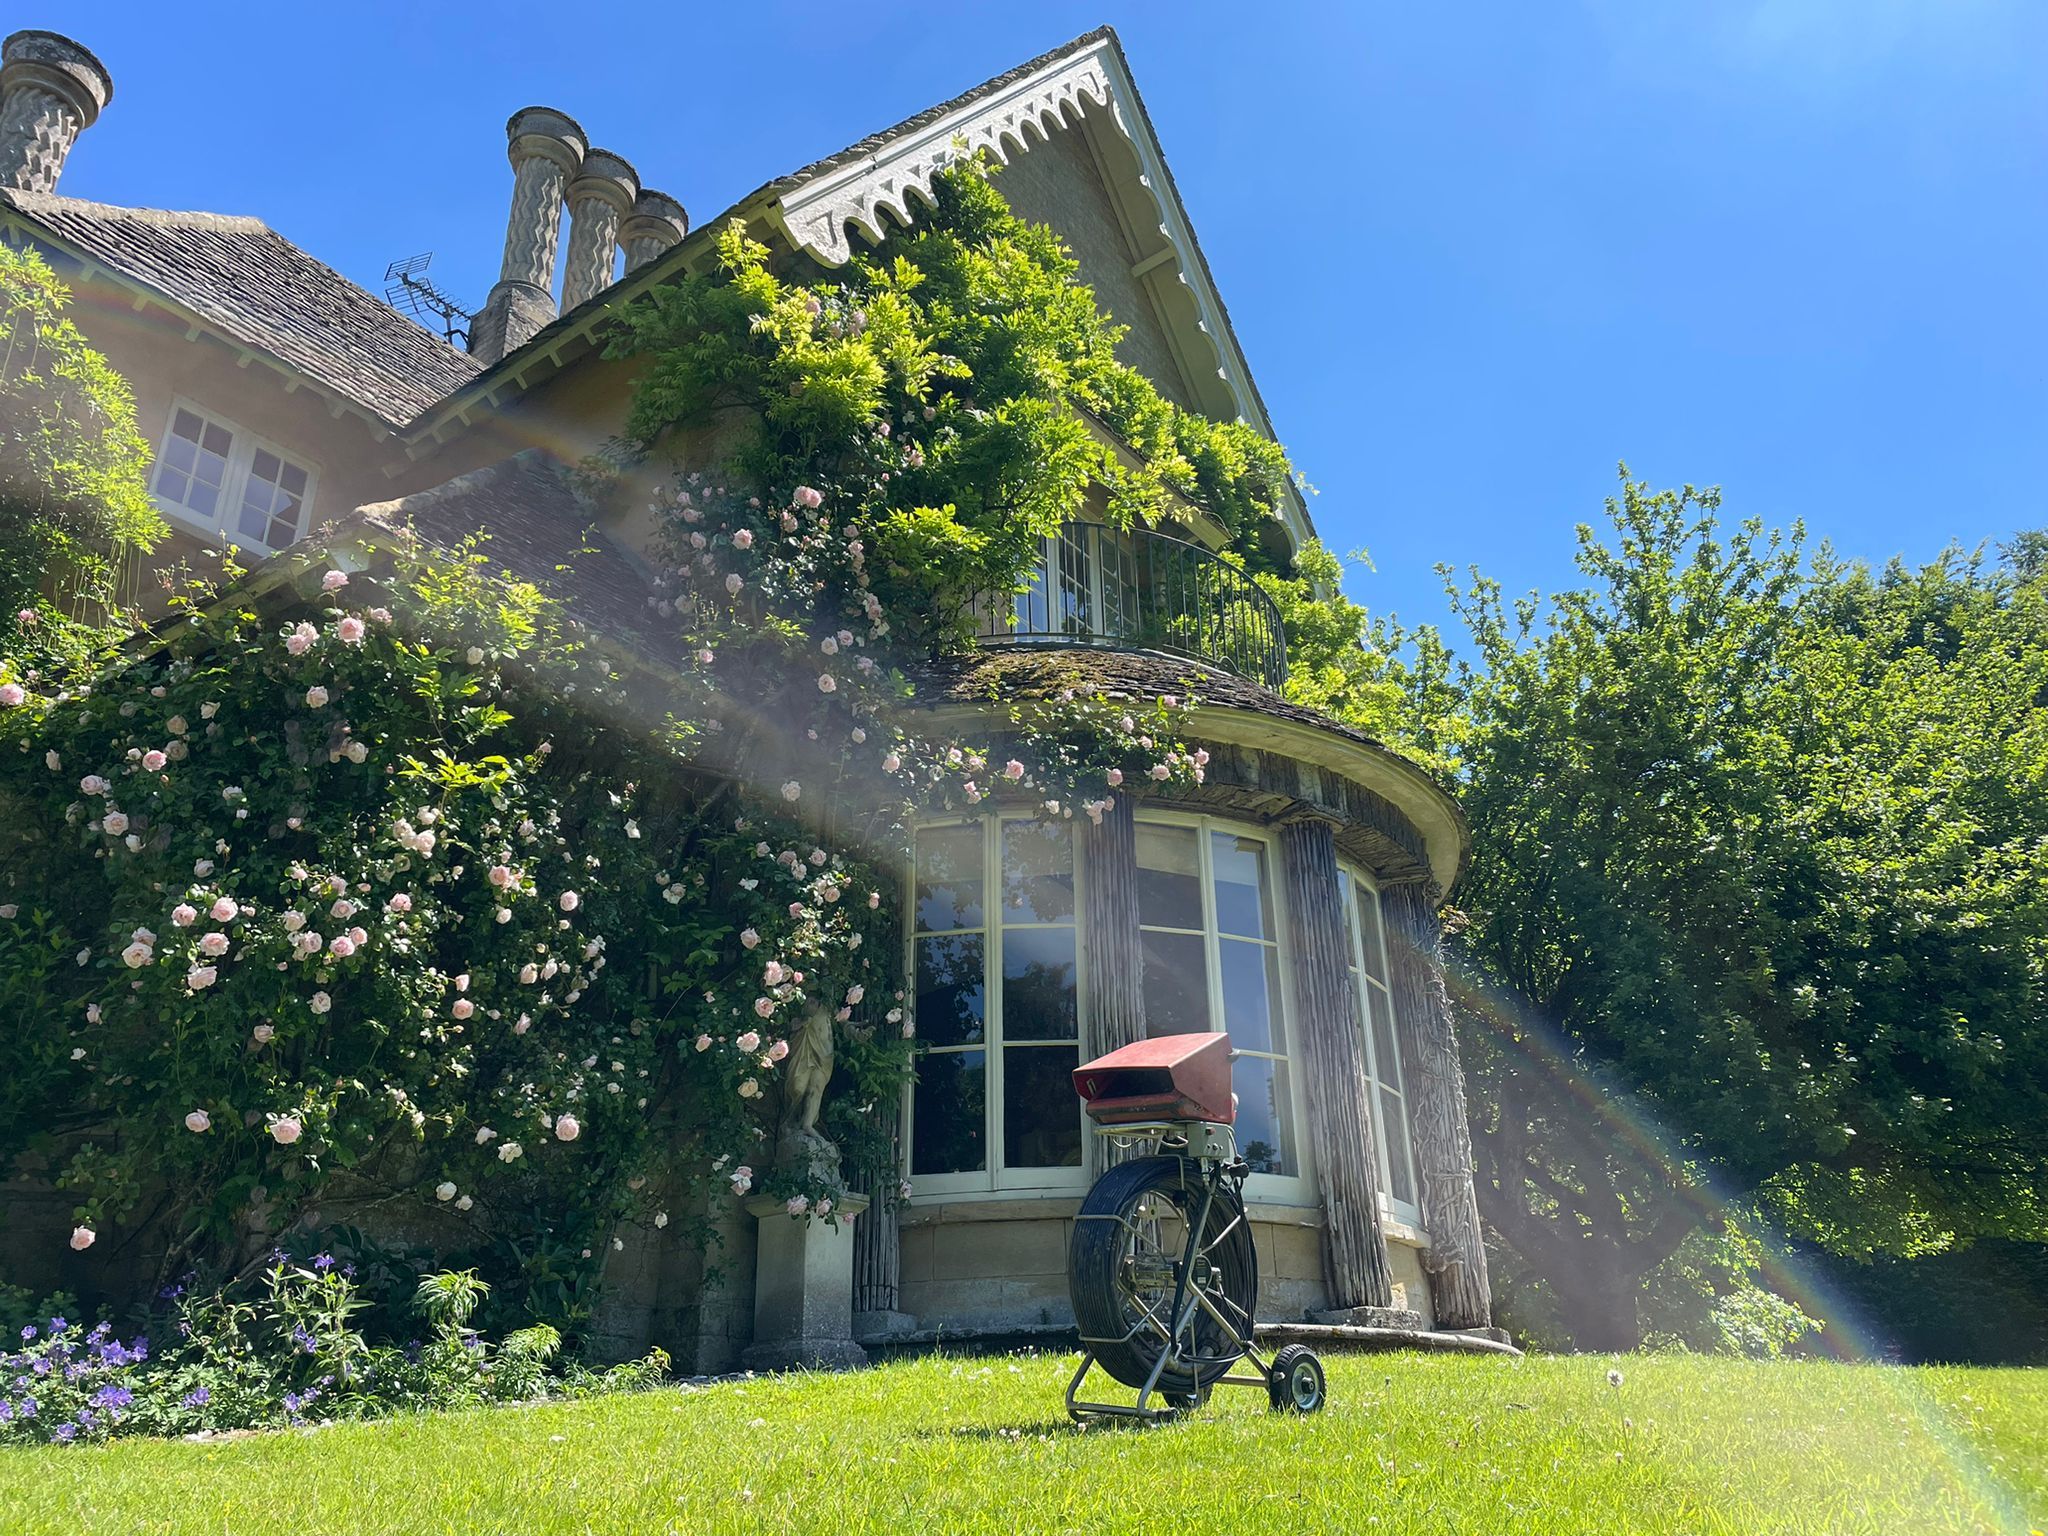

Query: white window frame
[1134,810,1316,1209]
[903,814,1091,1198]
[150,396,320,557]
[1338,862,1423,1225]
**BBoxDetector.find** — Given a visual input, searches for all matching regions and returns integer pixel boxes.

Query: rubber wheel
[1068,1155,1259,1395]
[1267,1344,1327,1414]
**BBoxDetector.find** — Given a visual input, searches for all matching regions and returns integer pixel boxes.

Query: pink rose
[737,1030,762,1053]
[321,570,348,592]
[764,960,786,986]
[328,935,355,958]
[184,1110,211,1134]
[336,616,366,645]
[142,750,167,771]
[1149,764,1171,781]
[558,891,579,912]
[740,928,761,949]
[284,621,318,656]
[554,1113,580,1142]
[1106,768,1124,787]
[388,893,413,913]
[732,528,754,549]
[451,997,473,1018]
[1003,759,1025,781]
[198,932,229,957]
[781,781,801,802]
[69,1226,95,1251]
[753,997,774,1019]
[305,686,329,709]
[881,753,901,774]
[210,897,239,923]
[268,1114,303,1144]
[793,486,822,509]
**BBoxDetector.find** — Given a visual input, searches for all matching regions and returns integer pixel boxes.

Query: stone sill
[858,1318,1518,1358]
[898,1193,1431,1251]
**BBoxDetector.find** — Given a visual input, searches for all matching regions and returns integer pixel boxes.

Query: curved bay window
[1338,866,1421,1222]
[906,811,1312,1206]
[908,817,1088,1193]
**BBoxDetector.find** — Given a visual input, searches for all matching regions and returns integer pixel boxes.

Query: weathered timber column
[1082,793,1144,1176]
[470,107,587,365]
[850,1101,911,1335]
[1381,881,1493,1328]
[620,189,688,273]
[1279,819,1394,1310]
[560,148,639,312]
[0,31,113,194]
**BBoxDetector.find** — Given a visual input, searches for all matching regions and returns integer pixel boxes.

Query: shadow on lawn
[929,1419,1094,1442]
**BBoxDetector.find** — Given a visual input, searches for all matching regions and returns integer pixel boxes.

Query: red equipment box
[1072,1033,1236,1126]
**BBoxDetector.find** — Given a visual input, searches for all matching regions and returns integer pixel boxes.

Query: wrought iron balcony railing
[974,522,1288,691]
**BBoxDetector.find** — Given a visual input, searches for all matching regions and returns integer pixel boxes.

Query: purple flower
[180,1387,210,1408]
[46,1317,66,1335]
[313,1253,335,1271]
[51,1422,75,1443]
[291,1324,317,1355]
[91,1384,131,1410]
[0,1400,12,1422]
[17,1326,32,1341]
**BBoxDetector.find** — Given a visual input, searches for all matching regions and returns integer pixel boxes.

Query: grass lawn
[3,1351,2045,1535]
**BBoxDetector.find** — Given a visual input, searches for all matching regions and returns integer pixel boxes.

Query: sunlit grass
[5,1352,2045,1535]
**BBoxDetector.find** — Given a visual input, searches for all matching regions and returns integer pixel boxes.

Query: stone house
[0,24,1498,1368]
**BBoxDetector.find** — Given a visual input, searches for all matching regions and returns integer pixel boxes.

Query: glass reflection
[915,824,984,933]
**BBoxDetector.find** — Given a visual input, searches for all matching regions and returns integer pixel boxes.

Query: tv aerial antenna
[383,253,474,347]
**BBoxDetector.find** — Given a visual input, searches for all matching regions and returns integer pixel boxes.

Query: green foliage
[0,1257,668,1446]
[0,540,899,1317]
[0,243,160,666]
[1406,468,2048,1348]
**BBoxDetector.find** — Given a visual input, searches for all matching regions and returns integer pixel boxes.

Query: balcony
[974,522,1288,691]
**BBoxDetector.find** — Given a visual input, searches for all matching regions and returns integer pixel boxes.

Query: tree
[1420,471,2048,1348]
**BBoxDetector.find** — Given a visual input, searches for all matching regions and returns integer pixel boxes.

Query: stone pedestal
[854,1308,918,1342]
[740,1193,870,1372]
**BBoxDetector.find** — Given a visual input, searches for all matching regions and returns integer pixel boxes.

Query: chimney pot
[0,29,114,194]
[559,148,639,313]
[469,105,587,364]
[620,190,688,273]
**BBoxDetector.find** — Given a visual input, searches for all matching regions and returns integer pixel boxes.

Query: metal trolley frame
[1065,1121,1327,1424]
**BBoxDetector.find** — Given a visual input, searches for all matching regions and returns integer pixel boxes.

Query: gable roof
[407,27,1317,554]
[0,189,482,427]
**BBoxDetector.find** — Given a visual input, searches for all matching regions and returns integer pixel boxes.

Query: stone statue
[776,1001,837,1182]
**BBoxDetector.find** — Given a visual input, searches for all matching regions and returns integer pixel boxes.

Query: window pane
[915,824,984,932]
[1367,982,1400,1088]
[1355,884,1388,982]
[1140,930,1209,1036]
[171,408,202,443]
[201,422,233,457]
[238,497,270,543]
[1233,1054,1292,1176]
[251,449,281,483]
[1211,833,1274,940]
[912,1049,985,1175]
[187,478,219,518]
[1001,819,1073,924]
[1003,1045,1081,1168]
[1002,927,1076,1042]
[914,934,984,1047]
[281,462,309,495]
[1380,1087,1416,1206]
[1135,823,1202,930]
[1218,937,1283,1054]
[161,433,197,474]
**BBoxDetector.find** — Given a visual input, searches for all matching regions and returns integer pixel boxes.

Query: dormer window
[151,400,317,557]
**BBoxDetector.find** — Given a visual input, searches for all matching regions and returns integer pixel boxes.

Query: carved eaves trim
[762,34,1312,560]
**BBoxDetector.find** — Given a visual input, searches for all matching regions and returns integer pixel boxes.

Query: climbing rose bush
[0,546,897,1295]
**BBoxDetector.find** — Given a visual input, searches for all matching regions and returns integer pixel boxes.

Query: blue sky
[36,1,2047,634]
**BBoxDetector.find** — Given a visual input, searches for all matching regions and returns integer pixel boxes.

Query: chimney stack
[559,149,639,313]
[0,30,113,194]
[469,106,587,365]
[620,190,688,273]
